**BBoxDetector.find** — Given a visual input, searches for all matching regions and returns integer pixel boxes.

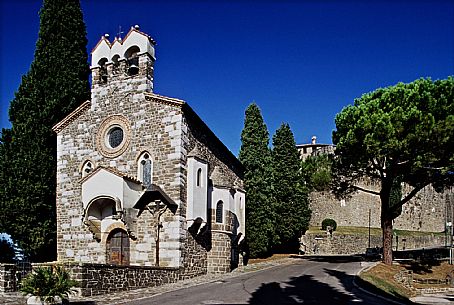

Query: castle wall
[309,185,452,232]
[301,233,446,255]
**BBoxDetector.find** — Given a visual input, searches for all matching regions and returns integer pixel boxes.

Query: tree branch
[352,185,381,196]
[400,184,428,206]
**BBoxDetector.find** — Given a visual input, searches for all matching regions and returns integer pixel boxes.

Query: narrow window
[196,168,202,187]
[216,201,223,223]
[139,153,152,187]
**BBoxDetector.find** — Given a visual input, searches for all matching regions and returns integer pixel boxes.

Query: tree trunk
[381,180,393,265]
[382,216,393,265]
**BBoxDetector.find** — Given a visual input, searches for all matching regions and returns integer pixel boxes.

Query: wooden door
[107,229,130,265]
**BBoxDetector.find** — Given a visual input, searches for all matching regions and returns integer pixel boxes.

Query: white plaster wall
[82,169,124,209]
[187,158,208,224]
[123,180,143,209]
[211,187,230,224]
[91,29,155,67]
[235,191,246,236]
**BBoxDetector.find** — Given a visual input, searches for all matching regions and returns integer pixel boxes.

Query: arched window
[81,160,93,178]
[196,168,202,187]
[138,152,152,187]
[125,46,140,76]
[98,58,108,83]
[216,201,223,223]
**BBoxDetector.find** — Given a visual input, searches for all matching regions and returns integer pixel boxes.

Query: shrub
[20,266,77,304]
[321,218,337,231]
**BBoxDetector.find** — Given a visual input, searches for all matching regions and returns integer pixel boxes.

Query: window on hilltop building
[216,201,223,223]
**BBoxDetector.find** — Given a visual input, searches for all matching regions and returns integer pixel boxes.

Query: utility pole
[368,209,371,248]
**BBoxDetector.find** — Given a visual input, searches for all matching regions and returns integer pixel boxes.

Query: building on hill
[296,136,335,160]
[52,26,245,283]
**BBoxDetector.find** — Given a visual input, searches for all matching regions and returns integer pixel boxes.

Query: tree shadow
[248,273,359,305]
[292,255,364,263]
[246,266,414,305]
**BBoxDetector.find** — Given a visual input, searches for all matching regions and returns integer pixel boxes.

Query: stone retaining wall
[0,264,16,293]
[301,233,446,255]
[35,262,194,297]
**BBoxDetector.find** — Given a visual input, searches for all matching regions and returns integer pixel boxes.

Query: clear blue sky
[1,0,453,155]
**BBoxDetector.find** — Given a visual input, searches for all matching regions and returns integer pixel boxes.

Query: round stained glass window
[108,127,124,148]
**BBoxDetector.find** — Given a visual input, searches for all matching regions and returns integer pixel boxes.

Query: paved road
[123,256,399,305]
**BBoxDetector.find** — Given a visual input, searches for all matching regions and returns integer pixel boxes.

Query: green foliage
[321,218,337,231]
[271,123,311,251]
[20,266,77,303]
[332,77,454,263]
[239,103,275,257]
[0,0,90,261]
[0,237,16,263]
[301,155,332,191]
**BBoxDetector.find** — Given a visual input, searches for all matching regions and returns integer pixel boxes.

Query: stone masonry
[50,26,245,295]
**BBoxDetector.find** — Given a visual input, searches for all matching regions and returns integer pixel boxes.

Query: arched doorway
[106,229,130,265]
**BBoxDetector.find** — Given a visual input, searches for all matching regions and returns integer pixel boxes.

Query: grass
[307,226,445,237]
[248,254,291,265]
[360,260,454,301]
[359,263,415,299]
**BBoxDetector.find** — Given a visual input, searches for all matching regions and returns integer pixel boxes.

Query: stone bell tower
[90,25,156,94]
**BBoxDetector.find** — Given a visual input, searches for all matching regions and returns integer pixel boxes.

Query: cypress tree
[271,123,311,252]
[0,0,90,262]
[239,103,275,257]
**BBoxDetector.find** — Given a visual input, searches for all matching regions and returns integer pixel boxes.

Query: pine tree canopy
[0,0,90,262]
[332,77,454,264]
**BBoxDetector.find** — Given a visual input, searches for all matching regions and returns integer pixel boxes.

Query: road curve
[123,256,401,305]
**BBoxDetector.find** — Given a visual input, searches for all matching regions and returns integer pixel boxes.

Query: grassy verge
[358,263,415,301]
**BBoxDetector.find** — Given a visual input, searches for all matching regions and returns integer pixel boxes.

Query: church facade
[52,26,245,275]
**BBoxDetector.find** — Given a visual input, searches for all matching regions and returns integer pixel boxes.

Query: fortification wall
[301,233,446,256]
[309,184,453,232]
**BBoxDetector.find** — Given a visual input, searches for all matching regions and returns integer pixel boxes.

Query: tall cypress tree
[271,123,311,252]
[239,103,275,258]
[0,0,90,262]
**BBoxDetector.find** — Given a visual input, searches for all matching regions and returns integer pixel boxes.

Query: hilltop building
[296,136,335,160]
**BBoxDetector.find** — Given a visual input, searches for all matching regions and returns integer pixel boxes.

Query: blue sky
[1,0,453,155]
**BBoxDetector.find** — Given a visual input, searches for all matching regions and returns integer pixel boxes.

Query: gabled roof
[144,92,185,107]
[80,165,142,185]
[52,101,91,133]
[91,27,157,55]
[122,27,156,46]
[91,35,111,54]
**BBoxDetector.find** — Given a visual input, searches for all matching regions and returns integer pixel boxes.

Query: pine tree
[0,0,90,262]
[239,103,275,257]
[271,123,311,252]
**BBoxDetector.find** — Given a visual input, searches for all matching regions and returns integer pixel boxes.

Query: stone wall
[309,185,453,232]
[0,264,16,293]
[301,233,446,255]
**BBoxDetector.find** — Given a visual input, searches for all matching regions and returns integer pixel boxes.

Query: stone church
[52,26,245,275]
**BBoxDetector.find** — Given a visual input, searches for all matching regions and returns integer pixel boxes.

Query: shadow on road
[246,265,415,305]
[291,255,364,263]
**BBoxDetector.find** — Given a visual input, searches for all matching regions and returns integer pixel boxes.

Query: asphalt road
[123,256,400,305]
